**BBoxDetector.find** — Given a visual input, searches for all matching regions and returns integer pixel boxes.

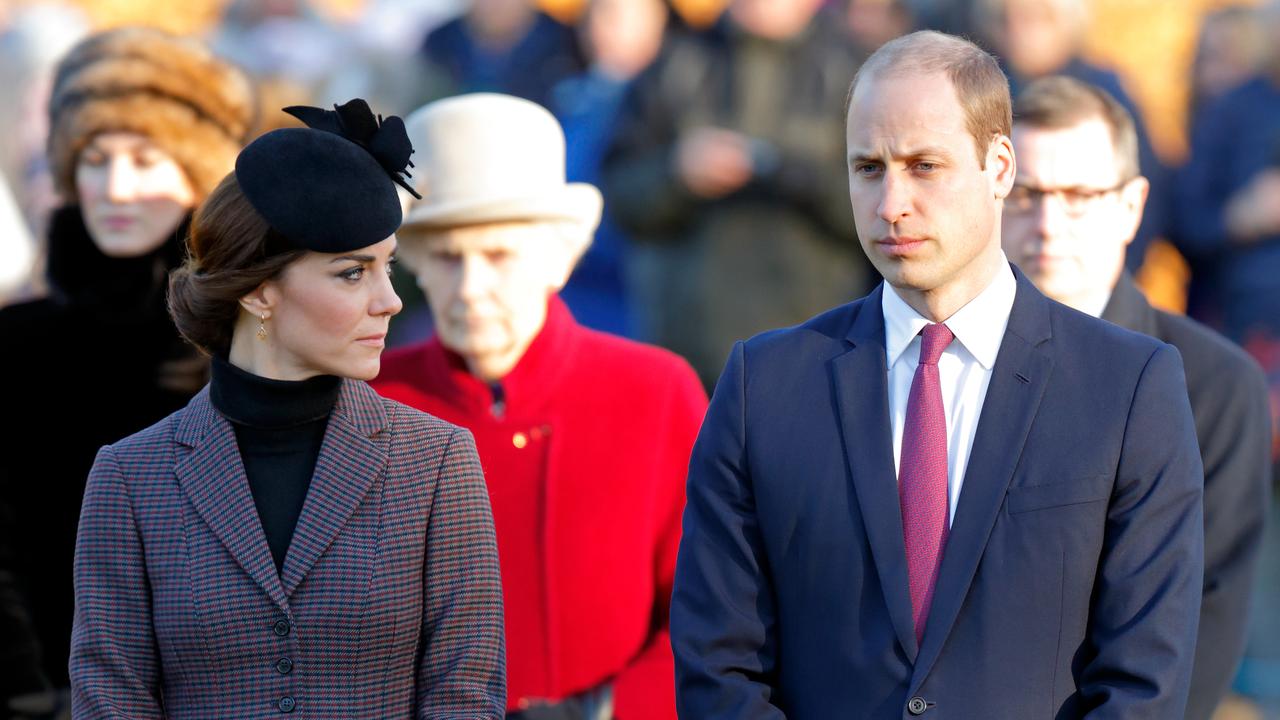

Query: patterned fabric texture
[70,378,506,719]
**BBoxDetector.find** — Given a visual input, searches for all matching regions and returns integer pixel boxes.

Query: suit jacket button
[907,696,929,715]
[278,696,296,713]
[275,657,293,674]
[273,620,291,637]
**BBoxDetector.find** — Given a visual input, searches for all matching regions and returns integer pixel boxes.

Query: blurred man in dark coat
[1002,75,1272,720]
[603,0,873,388]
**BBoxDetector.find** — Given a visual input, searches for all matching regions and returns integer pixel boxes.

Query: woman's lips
[356,334,386,348]
[101,215,138,231]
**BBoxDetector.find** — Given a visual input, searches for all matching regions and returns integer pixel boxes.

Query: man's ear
[989,133,1017,199]
[545,221,594,292]
[1118,175,1150,248]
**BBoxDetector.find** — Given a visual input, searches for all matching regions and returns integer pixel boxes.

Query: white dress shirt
[883,259,1018,526]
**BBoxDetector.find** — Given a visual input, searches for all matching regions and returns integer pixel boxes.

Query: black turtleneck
[209,357,342,573]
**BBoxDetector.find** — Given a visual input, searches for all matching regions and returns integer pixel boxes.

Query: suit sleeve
[415,428,506,719]
[70,445,165,719]
[1184,357,1272,720]
[671,342,787,719]
[613,362,709,720]
[1081,344,1205,720]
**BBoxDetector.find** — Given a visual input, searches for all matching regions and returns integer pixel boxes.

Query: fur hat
[47,27,255,202]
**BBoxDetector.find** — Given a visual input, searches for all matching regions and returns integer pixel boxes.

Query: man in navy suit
[1002,75,1271,720]
[671,30,1205,719]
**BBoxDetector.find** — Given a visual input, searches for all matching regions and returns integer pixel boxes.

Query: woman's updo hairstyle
[167,173,304,357]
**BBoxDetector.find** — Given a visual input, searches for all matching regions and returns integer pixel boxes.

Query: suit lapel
[280,379,388,598]
[175,388,288,610]
[911,268,1055,684]
[832,285,921,660]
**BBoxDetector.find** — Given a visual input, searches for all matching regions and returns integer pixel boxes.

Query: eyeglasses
[1004,180,1131,217]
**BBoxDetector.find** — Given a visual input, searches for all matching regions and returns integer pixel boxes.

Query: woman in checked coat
[69,99,505,719]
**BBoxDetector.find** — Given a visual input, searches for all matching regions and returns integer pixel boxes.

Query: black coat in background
[0,206,203,690]
[1101,273,1272,720]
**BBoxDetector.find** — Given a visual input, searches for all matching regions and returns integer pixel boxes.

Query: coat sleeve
[1184,356,1272,720]
[415,427,506,719]
[1080,344,1205,720]
[70,445,165,719]
[670,342,787,719]
[613,362,709,720]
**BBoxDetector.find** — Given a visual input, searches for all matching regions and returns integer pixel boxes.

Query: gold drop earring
[256,314,268,341]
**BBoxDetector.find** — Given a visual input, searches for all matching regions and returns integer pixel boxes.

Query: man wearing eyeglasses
[1002,75,1272,720]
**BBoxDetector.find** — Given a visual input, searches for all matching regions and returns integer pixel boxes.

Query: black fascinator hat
[235,98,421,254]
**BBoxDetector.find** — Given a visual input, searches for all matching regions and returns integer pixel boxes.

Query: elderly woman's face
[258,236,403,381]
[75,131,195,257]
[399,221,573,381]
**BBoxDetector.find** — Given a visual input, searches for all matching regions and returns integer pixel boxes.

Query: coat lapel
[175,388,288,610]
[831,285,921,660]
[280,379,389,598]
[910,268,1055,685]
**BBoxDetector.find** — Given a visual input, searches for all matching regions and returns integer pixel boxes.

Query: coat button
[275,657,293,674]
[278,696,296,713]
[273,619,290,637]
[907,696,929,715]
[512,432,528,449]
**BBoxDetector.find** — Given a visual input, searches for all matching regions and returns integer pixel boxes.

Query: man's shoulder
[737,299,863,368]
[1152,309,1268,395]
[1043,294,1172,374]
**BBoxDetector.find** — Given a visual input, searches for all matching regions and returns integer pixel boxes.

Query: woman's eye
[339,266,365,281]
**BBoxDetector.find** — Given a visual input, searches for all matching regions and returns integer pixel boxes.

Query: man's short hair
[1012,75,1140,182]
[845,30,1012,167]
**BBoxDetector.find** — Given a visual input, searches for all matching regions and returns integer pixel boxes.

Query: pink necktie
[899,322,954,643]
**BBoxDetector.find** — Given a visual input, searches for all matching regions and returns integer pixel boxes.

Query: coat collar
[1100,273,1158,337]
[174,379,389,609]
[424,294,580,419]
[834,265,1056,668]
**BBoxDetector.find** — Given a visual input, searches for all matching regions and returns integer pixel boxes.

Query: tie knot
[918,323,954,366]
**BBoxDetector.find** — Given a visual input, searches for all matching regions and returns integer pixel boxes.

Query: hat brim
[401,183,603,231]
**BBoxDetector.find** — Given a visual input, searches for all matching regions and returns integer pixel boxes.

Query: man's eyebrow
[848,146,953,163]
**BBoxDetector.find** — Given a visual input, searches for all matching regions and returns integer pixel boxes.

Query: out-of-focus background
[0,0,1277,717]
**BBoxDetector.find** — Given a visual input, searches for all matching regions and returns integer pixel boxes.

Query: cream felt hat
[401,93,603,232]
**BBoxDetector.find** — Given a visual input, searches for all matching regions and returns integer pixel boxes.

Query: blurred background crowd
[0,0,1278,717]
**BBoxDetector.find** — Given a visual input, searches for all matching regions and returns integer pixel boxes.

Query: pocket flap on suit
[1006,474,1113,514]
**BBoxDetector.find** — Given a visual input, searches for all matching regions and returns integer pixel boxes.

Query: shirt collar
[882,257,1017,370]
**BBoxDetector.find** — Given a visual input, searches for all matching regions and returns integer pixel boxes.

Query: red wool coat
[374,297,706,720]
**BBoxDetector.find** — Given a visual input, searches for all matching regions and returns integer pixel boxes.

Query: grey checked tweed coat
[70,379,506,719]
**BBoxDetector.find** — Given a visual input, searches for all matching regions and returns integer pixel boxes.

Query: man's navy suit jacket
[672,268,1205,719]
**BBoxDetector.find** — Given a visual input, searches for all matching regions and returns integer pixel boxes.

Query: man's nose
[876,171,911,224]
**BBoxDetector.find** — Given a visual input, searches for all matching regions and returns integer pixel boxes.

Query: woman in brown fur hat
[0,27,253,718]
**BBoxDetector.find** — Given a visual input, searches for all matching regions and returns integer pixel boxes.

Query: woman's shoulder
[102,404,187,460]
[381,394,468,443]
[347,378,466,445]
